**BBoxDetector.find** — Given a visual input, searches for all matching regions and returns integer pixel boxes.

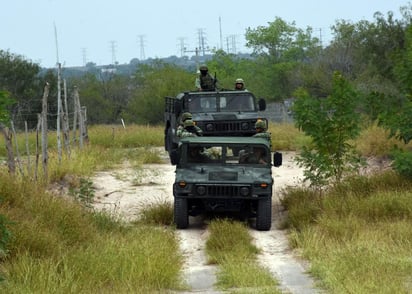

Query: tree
[124,61,193,124]
[292,72,362,188]
[245,17,320,63]
[0,50,45,128]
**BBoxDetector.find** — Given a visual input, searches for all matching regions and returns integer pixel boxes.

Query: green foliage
[0,212,12,260]
[69,178,95,208]
[245,17,319,63]
[124,61,193,124]
[292,72,362,187]
[391,149,412,179]
[0,91,14,125]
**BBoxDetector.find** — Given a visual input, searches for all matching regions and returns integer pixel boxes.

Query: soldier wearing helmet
[195,65,217,91]
[235,78,246,91]
[176,116,203,138]
[253,119,272,148]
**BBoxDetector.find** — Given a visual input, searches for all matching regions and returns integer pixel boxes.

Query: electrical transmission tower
[138,35,146,60]
[109,40,117,64]
[81,48,87,66]
[177,37,187,57]
[226,35,237,54]
[197,28,212,56]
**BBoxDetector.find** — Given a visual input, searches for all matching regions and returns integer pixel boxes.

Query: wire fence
[1,81,88,180]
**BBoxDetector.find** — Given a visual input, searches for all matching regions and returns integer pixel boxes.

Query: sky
[2,0,410,68]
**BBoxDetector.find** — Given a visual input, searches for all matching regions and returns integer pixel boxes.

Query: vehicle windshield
[187,94,255,113]
[186,144,270,165]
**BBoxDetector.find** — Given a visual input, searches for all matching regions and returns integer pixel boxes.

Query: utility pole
[184,47,200,68]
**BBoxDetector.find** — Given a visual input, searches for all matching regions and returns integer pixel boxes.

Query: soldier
[234,78,247,91]
[177,119,203,138]
[177,112,203,137]
[253,120,272,148]
[195,65,217,91]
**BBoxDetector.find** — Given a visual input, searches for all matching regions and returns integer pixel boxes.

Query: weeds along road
[92,150,319,293]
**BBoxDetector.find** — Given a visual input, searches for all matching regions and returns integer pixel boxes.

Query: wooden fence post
[25,121,31,177]
[11,120,23,176]
[62,79,70,157]
[35,114,41,181]
[56,63,62,163]
[0,123,15,174]
[41,82,50,181]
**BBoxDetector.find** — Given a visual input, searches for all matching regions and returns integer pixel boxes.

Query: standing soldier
[253,120,272,148]
[195,65,217,91]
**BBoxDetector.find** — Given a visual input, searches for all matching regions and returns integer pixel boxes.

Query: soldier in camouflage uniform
[176,112,203,137]
[253,120,272,149]
[195,65,217,91]
[177,119,203,138]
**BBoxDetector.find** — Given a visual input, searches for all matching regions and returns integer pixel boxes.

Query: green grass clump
[205,219,281,293]
[284,171,412,293]
[135,199,174,226]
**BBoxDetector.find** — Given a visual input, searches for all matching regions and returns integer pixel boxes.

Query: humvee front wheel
[174,198,189,229]
[256,197,272,231]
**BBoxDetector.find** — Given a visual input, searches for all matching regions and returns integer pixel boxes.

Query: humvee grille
[200,120,255,135]
[195,185,250,197]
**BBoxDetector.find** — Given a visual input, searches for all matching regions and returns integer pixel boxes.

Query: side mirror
[273,151,282,167]
[170,150,180,165]
[258,98,266,111]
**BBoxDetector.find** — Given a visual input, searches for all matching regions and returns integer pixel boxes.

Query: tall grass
[0,171,184,293]
[283,172,412,293]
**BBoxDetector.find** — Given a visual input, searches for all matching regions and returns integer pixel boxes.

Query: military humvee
[164,90,267,164]
[171,136,282,231]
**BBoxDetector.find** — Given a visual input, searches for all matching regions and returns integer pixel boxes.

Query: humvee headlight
[241,122,249,130]
[240,186,250,196]
[178,181,187,188]
[196,185,206,195]
[206,123,214,131]
[260,183,268,189]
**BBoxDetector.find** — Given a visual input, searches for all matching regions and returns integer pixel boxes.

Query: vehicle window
[223,95,254,111]
[200,97,216,111]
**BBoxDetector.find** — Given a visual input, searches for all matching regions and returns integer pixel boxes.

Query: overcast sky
[2,0,410,68]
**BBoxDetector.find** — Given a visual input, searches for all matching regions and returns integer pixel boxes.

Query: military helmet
[199,65,208,71]
[235,78,244,84]
[181,112,192,121]
[255,119,267,130]
[184,119,194,127]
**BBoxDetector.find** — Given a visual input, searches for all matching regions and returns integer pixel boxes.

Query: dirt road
[92,151,319,293]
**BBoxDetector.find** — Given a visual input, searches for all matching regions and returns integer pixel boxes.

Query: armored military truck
[171,136,282,231]
[164,90,267,163]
